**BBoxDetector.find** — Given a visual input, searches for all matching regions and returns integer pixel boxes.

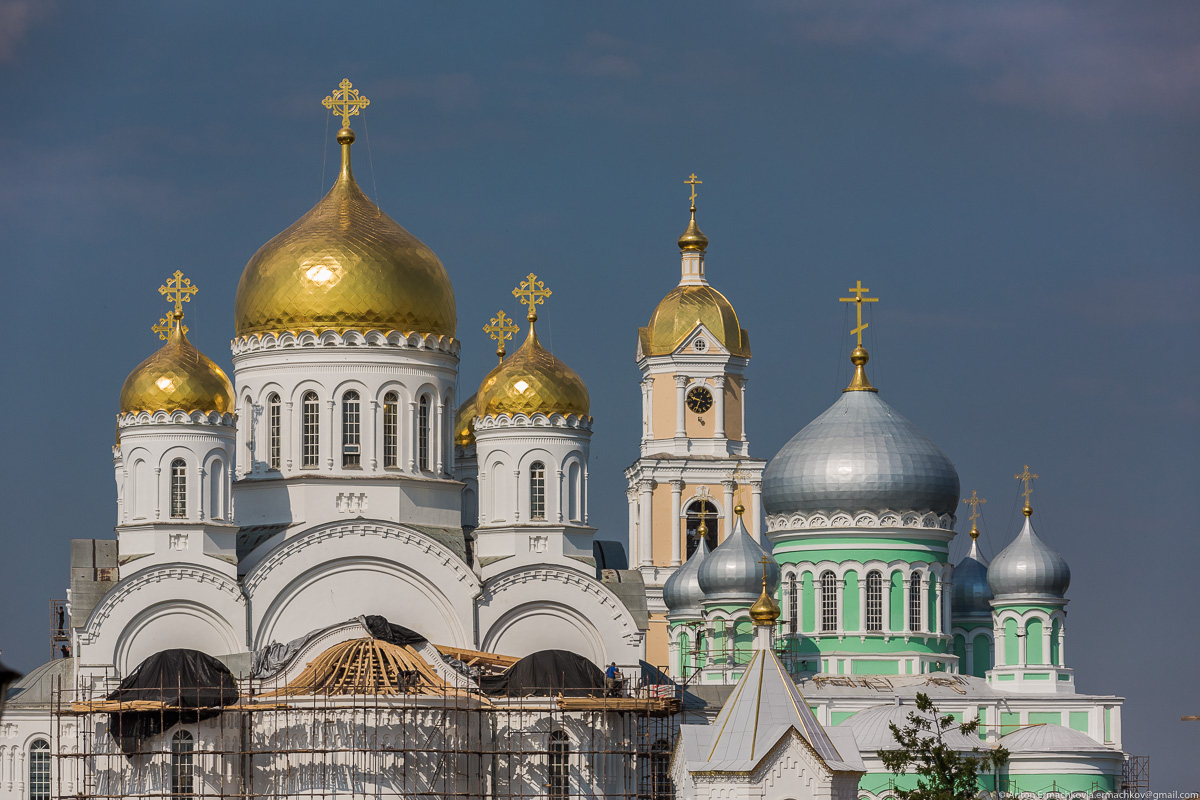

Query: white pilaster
[670,480,683,566]
[638,481,654,567]
[626,488,639,567]
[750,482,763,542]
[674,375,688,438]
[721,480,735,540]
[713,375,726,438]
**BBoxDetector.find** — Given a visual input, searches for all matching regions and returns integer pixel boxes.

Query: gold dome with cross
[120,272,234,416]
[234,79,456,339]
[476,274,590,419]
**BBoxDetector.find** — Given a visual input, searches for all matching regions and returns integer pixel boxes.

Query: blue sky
[0,1,1197,786]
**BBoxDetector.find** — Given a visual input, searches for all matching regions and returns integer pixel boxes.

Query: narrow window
[821,570,838,633]
[909,572,923,633]
[171,730,194,797]
[650,739,671,800]
[549,730,569,800]
[529,461,546,520]
[170,459,187,519]
[787,576,798,635]
[29,739,50,800]
[302,391,319,468]
[342,391,361,467]
[418,395,430,471]
[866,570,883,632]
[267,393,281,469]
[383,392,399,468]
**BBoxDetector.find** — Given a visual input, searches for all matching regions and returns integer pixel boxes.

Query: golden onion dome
[455,392,478,447]
[677,212,709,252]
[640,284,749,357]
[476,324,589,419]
[234,126,456,338]
[119,324,234,416]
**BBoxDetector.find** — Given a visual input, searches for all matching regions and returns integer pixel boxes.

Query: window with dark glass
[866,570,883,632]
[909,573,923,633]
[302,391,320,467]
[383,392,399,468]
[267,394,281,469]
[170,459,187,519]
[171,730,194,797]
[684,499,719,558]
[342,391,361,467]
[418,395,430,471]
[29,739,50,800]
[529,461,546,520]
[821,571,838,633]
[549,730,569,800]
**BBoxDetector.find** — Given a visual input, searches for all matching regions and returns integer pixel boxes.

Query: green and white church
[662,294,1127,795]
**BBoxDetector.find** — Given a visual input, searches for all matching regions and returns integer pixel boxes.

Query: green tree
[878,692,1008,800]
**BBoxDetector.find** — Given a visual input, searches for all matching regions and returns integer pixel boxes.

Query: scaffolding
[46,648,679,800]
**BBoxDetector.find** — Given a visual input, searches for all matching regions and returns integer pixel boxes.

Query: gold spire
[963,490,987,540]
[678,173,709,252]
[839,281,880,393]
[749,555,781,626]
[483,310,519,365]
[1014,465,1039,517]
[513,273,552,324]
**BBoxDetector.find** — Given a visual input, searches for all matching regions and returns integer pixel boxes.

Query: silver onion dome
[697,513,780,605]
[951,537,993,618]
[762,390,960,518]
[663,536,710,619]
[987,513,1070,600]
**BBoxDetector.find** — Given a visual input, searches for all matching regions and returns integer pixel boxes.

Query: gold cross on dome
[513,273,552,321]
[483,310,519,361]
[685,173,702,209]
[1014,465,1039,510]
[962,490,986,538]
[152,316,188,340]
[159,270,198,317]
[839,280,879,347]
[322,78,370,128]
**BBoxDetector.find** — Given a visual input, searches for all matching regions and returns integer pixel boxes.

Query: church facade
[1,81,1134,799]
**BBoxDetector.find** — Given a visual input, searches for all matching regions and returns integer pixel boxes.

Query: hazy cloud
[0,0,51,62]
[568,31,642,79]
[775,0,1200,115]
[373,73,482,112]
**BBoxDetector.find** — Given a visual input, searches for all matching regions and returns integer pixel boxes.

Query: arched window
[301,391,320,468]
[787,576,798,634]
[909,572,923,633]
[866,570,883,632]
[548,730,569,800]
[418,395,430,471]
[685,499,719,557]
[267,394,281,469]
[820,571,838,632]
[342,391,361,468]
[171,730,194,797]
[29,739,50,800]
[529,461,546,520]
[170,459,187,519]
[650,738,672,800]
[383,392,399,468]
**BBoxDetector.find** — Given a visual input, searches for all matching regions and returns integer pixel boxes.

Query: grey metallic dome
[987,514,1070,600]
[697,514,780,605]
[951,538,993,618]
[763,390,960,518]
[839,703,983,752]
[663,536,709,619]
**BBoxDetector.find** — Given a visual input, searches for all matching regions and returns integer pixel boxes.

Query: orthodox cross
[512,273,552,321]
[152,316,188,341]
[758,555,773,587]
[962,490,986,539]
[838,281,879,347]
[159,270,198,319]
[685,173,702,210]
[1014,465,1039,512]
[483,310,519,363]
[322,78,371,127]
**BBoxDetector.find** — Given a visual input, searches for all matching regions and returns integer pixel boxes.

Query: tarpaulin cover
[480,650,604,697]
[359,615,426,648]
[106,649,239,756]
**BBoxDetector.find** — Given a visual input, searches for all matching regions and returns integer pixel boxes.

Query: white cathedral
[1,81,1138,800]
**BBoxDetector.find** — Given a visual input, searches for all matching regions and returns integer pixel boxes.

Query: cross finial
[1014,465,1039,517]
[962,490,987,540]
[322,78,371,128]
[685,173,702,211]
[512,273,552,323]
[838,280,880,348]
[152,316,189,341]
[159,270,198,319]
[758,555,772,584]
[483,310,519,364]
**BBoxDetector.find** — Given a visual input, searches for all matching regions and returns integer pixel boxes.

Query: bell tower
[625,175,765,670]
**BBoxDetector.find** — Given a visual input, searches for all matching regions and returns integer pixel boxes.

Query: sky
[0,0,1197,787]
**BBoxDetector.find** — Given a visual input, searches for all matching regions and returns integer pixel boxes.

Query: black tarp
[480,650,605,697]
[359,615,426,648]
[106,649,239,756]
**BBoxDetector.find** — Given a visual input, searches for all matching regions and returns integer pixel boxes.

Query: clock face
[686,386,714,414]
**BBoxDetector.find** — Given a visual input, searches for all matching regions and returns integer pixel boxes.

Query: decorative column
[1018,626,1027,666]
[857,576,867,635]
[284,401,294,471]
[445,397,455,474]
[933,578,943,636]
[882,575,892,634]
[713,376,726,438]
[750,482,763,541]
[626,488,639,565]
[367,399,379,471]
[674,375,689,438]
[1059,621,1066,666]
[902,574,912,636]
[479,473,489,523]
[407,401,418,472]
[642,378,654,442]
[740,378,749,444]
[965,639,974,675]
[325,399,336,470]
[556,469,565,523]
[583,467,589,524]
[1042,618,1052,666]
[197,467,207,521]
[670,481,684,566]
[638,481,654,567]
[434,397,445,475]
[721,481,735,539]
[993,622,1005,667]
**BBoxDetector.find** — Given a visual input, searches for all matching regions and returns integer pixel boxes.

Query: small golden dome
[234,132,456,338]
[119,325,234,415]
[640,284,749,357]
[842,345,878,393]
[477,326,589,419]
[455,392,478,447]
[677,213,709,252]
[749,581,781,626]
